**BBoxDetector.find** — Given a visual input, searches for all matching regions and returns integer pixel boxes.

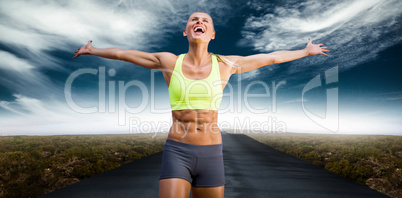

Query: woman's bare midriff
[168,109,222,145]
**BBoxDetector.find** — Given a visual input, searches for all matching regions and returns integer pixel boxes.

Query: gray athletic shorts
[159,139,225,187]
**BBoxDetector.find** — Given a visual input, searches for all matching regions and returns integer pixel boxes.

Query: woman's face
[183,12,215,44]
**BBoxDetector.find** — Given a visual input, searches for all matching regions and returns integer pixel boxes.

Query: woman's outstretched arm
[228,38,330,74]
[73,40,175,70]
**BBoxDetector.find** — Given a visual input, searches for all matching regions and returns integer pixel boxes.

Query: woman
[73,11,329,198]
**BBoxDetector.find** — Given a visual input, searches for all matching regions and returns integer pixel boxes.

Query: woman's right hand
[73,40,93,59]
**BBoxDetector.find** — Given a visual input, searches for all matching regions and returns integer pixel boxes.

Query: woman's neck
[187,42,210,66]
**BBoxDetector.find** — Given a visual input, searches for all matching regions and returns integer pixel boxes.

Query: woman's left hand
[305,38,330,56]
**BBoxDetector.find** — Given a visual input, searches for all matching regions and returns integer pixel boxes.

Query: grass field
[243,132,402,198]
[0,133,168,198]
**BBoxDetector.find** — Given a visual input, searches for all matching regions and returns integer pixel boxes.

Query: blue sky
[0,0,401,136]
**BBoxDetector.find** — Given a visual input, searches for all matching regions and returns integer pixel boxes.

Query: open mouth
[193,26,205,34]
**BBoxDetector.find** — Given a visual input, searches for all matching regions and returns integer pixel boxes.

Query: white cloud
[0,0,233,51]
[0,1,156,54]
[0,0,235,98]
[0,51,33,72]
[0,51,61,100]
[240,0,402,78]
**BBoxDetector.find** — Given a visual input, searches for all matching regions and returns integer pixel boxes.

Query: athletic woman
[73,11,329,198]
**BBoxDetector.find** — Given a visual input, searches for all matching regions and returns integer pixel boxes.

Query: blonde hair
[210,53,241,68]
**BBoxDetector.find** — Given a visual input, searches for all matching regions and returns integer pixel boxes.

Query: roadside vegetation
[245,132,402,198]
[0,133,167,198]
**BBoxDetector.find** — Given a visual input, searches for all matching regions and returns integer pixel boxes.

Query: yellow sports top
[168,54,223,110]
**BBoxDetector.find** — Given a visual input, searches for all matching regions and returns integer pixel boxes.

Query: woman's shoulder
[154,52,180,70]
[154,52,178,59]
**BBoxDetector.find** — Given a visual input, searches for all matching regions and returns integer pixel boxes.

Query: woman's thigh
[191,185,225,198]
[159,178,191,198]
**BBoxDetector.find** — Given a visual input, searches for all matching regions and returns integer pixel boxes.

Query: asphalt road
[42,132,387,198]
